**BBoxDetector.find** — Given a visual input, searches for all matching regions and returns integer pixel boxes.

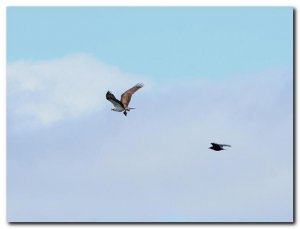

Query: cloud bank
[7,54,149,128]
[7,54,293,222]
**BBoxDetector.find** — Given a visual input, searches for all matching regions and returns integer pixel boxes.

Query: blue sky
[7,7,292,80]
[7,7,293,222]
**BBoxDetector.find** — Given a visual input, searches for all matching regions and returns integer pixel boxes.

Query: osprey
[209,143,231,151]
[106,83,144,116]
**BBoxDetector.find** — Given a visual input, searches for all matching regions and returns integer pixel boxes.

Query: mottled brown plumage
[106,83,144,116]
[121,83,144,108]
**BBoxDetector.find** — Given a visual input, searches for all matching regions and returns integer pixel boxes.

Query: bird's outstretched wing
[121,83,144,108]
[220,144,231,147]
[211,143,219,147]
[106,91,124,109]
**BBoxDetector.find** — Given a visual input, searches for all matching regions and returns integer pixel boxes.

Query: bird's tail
[126,107,135,111]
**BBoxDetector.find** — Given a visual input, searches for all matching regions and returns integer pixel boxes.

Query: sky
[6,7,293,222]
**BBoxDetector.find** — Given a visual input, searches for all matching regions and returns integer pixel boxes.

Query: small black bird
[209,143,231,151]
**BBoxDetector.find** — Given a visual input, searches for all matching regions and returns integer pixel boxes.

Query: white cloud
[7,54,149,127]
[7,55,293,221]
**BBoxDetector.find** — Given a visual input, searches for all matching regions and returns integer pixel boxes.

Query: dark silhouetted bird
[209,143,231,151]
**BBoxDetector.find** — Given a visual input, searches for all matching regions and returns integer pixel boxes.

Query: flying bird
[106,83,144,116]
[209,143,231,151]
